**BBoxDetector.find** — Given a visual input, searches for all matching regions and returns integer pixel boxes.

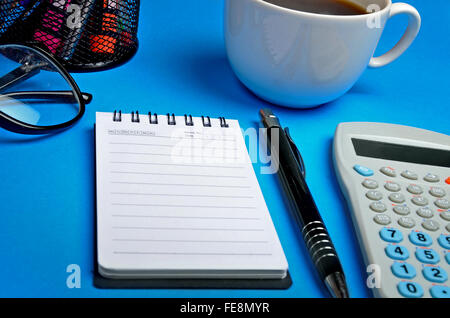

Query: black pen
[260,109,349,298]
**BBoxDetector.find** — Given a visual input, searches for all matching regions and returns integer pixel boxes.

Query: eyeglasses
[0,43,91,134]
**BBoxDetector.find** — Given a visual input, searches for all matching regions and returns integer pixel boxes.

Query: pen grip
[302,221,341,278]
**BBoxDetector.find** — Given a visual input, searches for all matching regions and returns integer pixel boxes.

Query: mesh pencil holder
[0,0,140,72]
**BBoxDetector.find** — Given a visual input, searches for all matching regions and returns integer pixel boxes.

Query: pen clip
[284,127,306,178]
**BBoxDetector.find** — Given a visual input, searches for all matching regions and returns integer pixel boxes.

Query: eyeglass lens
[0,45,81,127]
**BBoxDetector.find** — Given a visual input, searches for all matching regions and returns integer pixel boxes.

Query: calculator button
[416,207,434,218]
[435,198,450,210]
[366,191,383,201]
[398,217,415,229]
[380,167,396,177]
[415,248,440,264]
[440,210,450,221]
[446,223,450,232]
[380,227,403,243]
[362,179,378,189]
[407,184,423,195]
[384,182,401,192]
[422,266,448,283]
[401,170,418,180]
[438,234,450,249]
[373,214,391,225]
[389,193,405,203]
[446,177,450,185]
[446,253,450,265]
[424,173,440,183]
[370,202,387,213]
[409,231,432,246]
[430,285,450,298]
[429,187,446,198]
[411,196,428,206]
[393,205,410,216]
[401,170,419,180]
[354,165,374,176]
[385,244,409,260]
[391,262,416,279]
[422,219,440,232]
[397,281,423,298]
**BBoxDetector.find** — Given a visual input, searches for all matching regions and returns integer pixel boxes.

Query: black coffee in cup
[263,0,369,15]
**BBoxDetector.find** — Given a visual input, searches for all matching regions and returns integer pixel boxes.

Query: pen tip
[325,272,350,298]
[259,108,267,118]
[259,108,273,117]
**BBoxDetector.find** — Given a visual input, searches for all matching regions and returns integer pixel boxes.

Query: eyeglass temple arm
[0,65,41,92]
[2,91,93,104]
[81,92,93,103]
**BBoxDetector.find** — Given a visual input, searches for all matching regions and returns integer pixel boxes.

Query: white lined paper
[95,112,288,279]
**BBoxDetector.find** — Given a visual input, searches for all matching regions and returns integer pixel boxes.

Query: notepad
[95,111,288,280]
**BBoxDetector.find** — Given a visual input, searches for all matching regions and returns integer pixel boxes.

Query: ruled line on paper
[112,226,264,231]
[113,252,273,256]
[112,239,268,243]
[110,142,173,147]
[110,192,254,199]
[111,214,260,220]
[109,135,238,142]
[111,203,257,209]
[109,142,239,151]
[110,171,248,179]
[109,161,246,169]
[109,151,241,159]
[110,181,252,188]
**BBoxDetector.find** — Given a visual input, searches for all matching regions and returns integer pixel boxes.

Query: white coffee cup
[224,0,421,108]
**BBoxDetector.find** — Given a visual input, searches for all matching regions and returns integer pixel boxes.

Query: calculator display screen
[351,138,450,168]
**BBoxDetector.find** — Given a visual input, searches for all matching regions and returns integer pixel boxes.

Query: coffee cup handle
[369,3,421,68]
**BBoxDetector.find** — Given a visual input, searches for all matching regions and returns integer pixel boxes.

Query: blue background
[0,0,449,297]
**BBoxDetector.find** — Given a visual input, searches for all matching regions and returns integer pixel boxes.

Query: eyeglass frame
[0,43,91,135]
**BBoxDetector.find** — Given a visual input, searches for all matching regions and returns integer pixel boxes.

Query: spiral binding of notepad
[112,110,229,128]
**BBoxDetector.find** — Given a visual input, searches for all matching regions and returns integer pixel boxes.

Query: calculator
[333,122,450,298]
